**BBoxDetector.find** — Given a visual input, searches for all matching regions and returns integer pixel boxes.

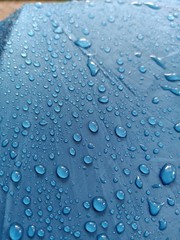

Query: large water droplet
[35,165,46,175]
[135,176,143,189]
[159,219,167,231]
[22,120,31,129]
[73,133,82,142]
[150,55,165,69]
[9,223,23,240]
[159,163,176,185]
[139,164,149,175]
[56,165,69,179]
[164,73,180,82]
[27,225,36,238]
[88,121,99,133]
[115,126,127,138]
[83,155,93,165]
[144,2,161,10]
[11,171,21,183]
[74,38,91,49]
[92,196,107,212]
[98,96,109,104]
[148,199,164,216]
[84,221,97,233]
[162,85,180,96]
[174,122,180,133]
[87,58,99,76]
[116,222,125,234]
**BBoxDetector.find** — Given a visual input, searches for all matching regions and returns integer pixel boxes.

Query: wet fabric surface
[0,1,179,239]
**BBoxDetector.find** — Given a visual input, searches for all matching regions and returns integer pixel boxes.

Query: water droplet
[164,73,180,82]
[97,233,109,240]
[167,197,175,206]
[116,222,125,234]
[22,120,31,129]
[98,96,109,104]
[84,221,97,233]
[159,163,176,185]
[115,126,127,138]
[22,196,31,205]
[144,2,161,10]
[83,155,93,165]
[148,199,164,216]
[88,121,99,133]
[87,58,99,76]
[174,122,180,133]
[135,176,143,189]
[152,96,159,104]
[37,229,45,238]
[73,133,82,142]
[139,65,146,73]
[11,171,21,183]
[56,165,69,179]
[148,116,156,126]
[63,206,71,215]
[162,85,180,96]
[27,225,36,238]
[139,164,149,175]
[159,219,167,231]
[92,196,107,212]
[9,223,23,240]
[35,165,46,175]
[150,55,165,69]
[74,38,91,49]
[69,147,76,156]
[54,27,63,34]
[116,190,125,200]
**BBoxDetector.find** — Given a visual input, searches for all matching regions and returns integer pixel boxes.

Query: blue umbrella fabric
[0,0,179,239]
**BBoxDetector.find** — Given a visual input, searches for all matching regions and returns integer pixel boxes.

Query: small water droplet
[148,116,156,126]
[35,165,46,175]
[92,196,107,212]
[152,96,159,104]
[115,126,127,138]
[139,65,146,73]
[73,133,82,142]
[88,121,99,133]
[74,38,91,49]
[56,165,69,179]
[97,233,109,240]
[139,164,149,175]
[159,163,176,185]
[116,190,125,200]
